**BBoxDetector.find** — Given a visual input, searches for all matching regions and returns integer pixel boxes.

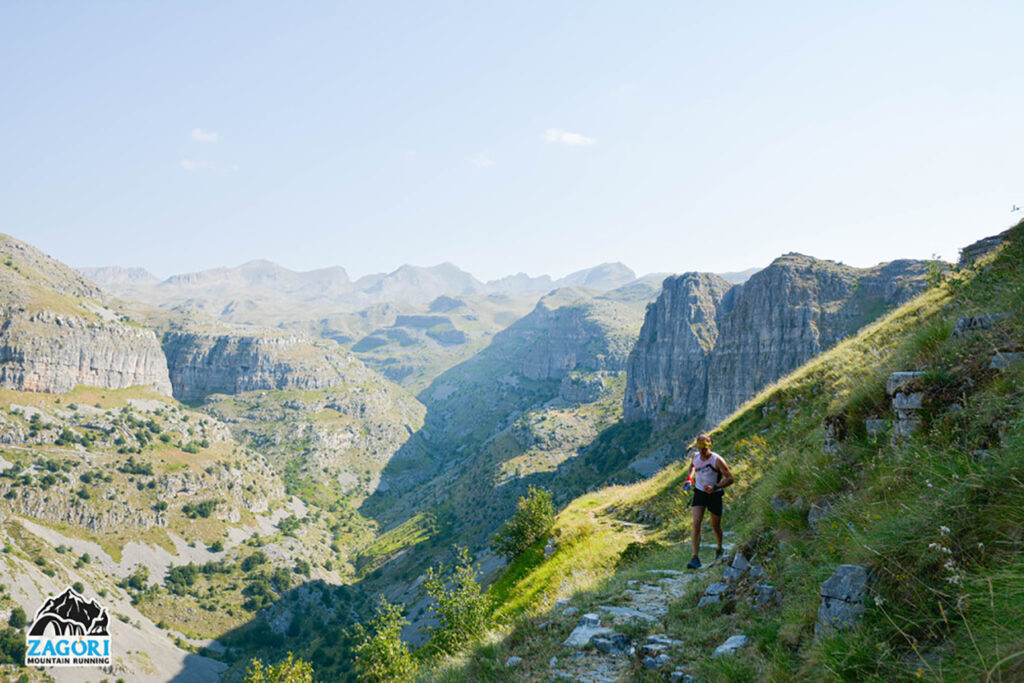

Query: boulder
[886,371,926,396]
[505,656,522,668]
[990,351,1024,371]
[592,633,631,654]
[952,314,1008,337]
[816,564,870,635]
[712,634,750,658]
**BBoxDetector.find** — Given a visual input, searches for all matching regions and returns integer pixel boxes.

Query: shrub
[182,499,220,519]
[423,546,491,655]
[350,595,417,682]
[243,652,314,683]
[208,540,224,552]
[493,486,555,559]
[8,607,26,629]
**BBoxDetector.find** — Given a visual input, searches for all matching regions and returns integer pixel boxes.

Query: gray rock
[579,613,600,627]
[505,656,522,668]
[749,564,767,579]
[816,564,871,634]
[865,419,889,435]
[563,622,614,648]
[549,656,558,668]
[555,597,570,607]
[562,607,579,617]
[892,392,924,410]
[887,371,926,396]
[990,352,1024,371]
[893,418,922,438]
[723,566,744,582]
[704,582,729,596]
[642,653,672,670]
[697,595,720,607]
[756,584,776,606]
[771,495,790,511]
[592,633,631,654]
[952,314,1008,336]
[670,673,696,683]
[960,228,1013,265]
[731,553,750,571]
[645,634,682,647]
[597,605,658,622]
[712,634,750,658]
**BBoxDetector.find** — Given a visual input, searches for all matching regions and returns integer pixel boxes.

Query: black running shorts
[691,489,723,516]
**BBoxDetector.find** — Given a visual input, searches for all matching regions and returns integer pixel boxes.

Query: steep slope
[0,234,171,395]
[432,221,1023,682]
[625,253,931,427]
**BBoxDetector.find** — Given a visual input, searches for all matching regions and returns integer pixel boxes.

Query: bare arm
[716,457,735,491]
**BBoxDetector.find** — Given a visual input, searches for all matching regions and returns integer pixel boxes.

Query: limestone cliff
[0,234,171,395]
[625,254,931,427]
[162,330,378,402]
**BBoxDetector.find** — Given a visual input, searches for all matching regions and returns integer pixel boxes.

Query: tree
[493,486,555,559]
[8,607,26,629]
[350,595,417,683]
[243,652,314,683]
[423,546,491,655]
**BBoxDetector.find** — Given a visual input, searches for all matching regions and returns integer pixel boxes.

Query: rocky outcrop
[163,331,376,401]
[0,234,172,395]
[622,273,732,420]
[625,254,930,427]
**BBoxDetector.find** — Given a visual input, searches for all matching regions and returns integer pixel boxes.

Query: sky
[1,1,1022,282]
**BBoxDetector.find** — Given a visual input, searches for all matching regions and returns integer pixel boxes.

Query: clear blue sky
[2,1,1022,281]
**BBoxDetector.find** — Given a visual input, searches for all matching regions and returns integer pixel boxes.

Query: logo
[25,587,111,667]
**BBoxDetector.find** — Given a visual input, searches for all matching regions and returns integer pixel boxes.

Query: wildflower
[939,526,950,535]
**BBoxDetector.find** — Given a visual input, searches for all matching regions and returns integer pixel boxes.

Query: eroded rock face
[625,255,930,427]
[0,234,172,395]
[163,331,375,401]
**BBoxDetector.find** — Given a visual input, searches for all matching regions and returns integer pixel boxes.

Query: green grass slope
[432,220,1024,682]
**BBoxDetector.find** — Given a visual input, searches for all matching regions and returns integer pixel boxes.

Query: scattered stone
[647,569,685,576]
[704,582,729,596]
[808,500,833,529]
[723,566,744,582]
[505,656,522,668]
[892,392,924,411]
[731,553,750,571]
[770,495,790,511]
[538,621,552,630]
[592,633,631,654]
[563,614,614,648]
[816,564,870,635]
[952,313,1008,336]
[886,371,926,396]
[670,673,696,682]
[642,653,672,670]
[640,643,667,656]
[597,605,658,622]
[555,597,570,607]
[712,634,750,658]
[545,537,558,558]
[865,418,889,435]
[749,564,767,579]
[697,595,720,607]
[645,634,682,647]
[562,607,579,617]
[756,584,776,606]
[990,351,1024,371]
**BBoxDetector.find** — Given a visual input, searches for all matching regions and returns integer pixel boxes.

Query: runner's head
[696,433,711,455]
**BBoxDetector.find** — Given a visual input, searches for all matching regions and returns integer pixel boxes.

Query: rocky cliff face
[499,287,652,381]
[622,273,733,420]
[625,254,931,427]
[0,234,172,395]
[162,330,378,402]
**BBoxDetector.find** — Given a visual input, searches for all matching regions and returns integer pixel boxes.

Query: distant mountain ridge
[79,259,640,309]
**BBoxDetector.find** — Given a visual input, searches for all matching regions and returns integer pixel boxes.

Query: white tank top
[691,451,721,491]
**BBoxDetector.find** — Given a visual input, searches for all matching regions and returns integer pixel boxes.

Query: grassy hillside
[427,221,1024,681]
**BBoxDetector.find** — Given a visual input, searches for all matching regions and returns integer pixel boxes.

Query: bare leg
[709,512,723,551]
[691,506,705,558]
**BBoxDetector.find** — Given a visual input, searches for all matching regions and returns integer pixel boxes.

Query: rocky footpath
[625,254,930,426]
[0,234,172,395]
[163,330,380,401]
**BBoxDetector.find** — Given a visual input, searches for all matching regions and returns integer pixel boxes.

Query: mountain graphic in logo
[28,587,109,637]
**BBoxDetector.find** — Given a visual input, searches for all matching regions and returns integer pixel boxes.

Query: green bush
[493,486,555,559]
[8,607,26,629]
[182,499,220,519]
[350,595,417,682]
[243,652,314,683]
[423,546,491,655]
